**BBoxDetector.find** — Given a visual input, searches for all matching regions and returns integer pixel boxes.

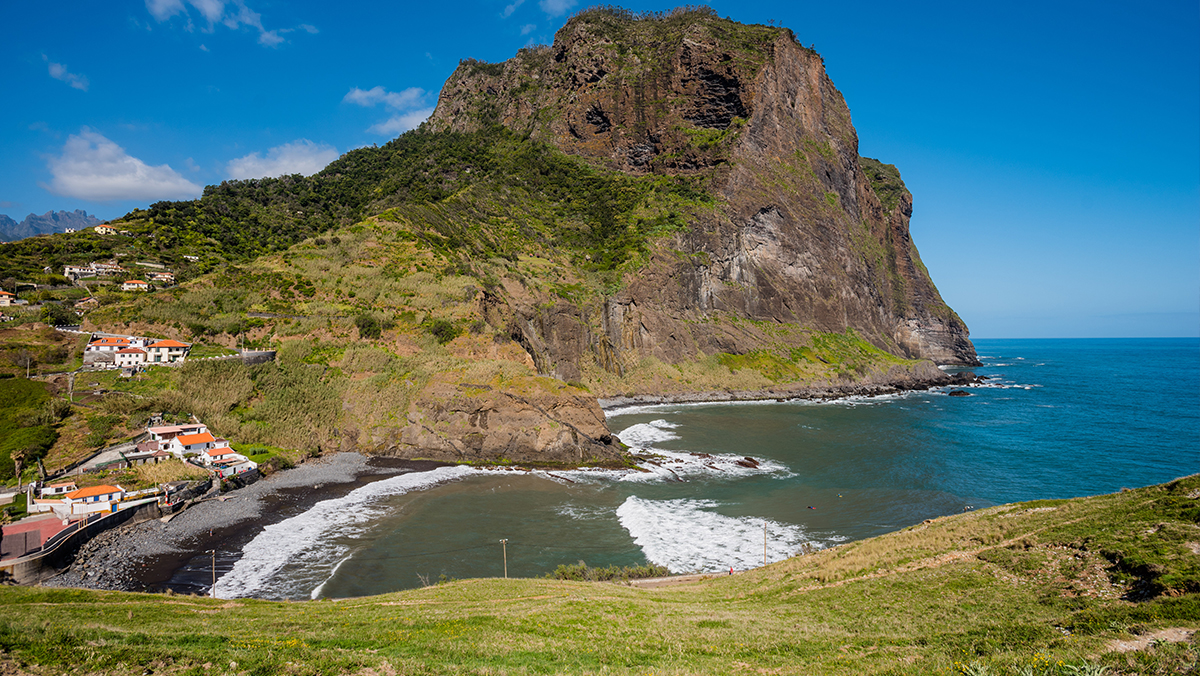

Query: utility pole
[500,539,508,579]
[209,550,216,598]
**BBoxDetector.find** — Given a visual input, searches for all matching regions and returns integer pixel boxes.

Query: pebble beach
[43,454,446,595]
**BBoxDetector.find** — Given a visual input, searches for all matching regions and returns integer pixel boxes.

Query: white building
[38,481,78,498]
[202,447,257,478]
[86,336,132,352]
[147,423,208,443]
[166,431,221,457]
[61,484,125,515]
[114,347,146,367]
[0,291,12,308]
[146,339,189,363]
[121,280,149,291]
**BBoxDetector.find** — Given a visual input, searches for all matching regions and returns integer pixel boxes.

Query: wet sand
[44,454,451,595]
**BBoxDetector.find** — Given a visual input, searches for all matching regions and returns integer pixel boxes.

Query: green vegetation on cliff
[1,476,1196,675]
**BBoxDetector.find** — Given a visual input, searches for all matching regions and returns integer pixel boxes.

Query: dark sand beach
[43,454,450,595]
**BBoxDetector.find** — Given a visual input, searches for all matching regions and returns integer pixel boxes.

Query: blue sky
[2,0,1197,338]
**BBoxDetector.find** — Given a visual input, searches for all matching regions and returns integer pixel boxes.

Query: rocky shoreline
[42,454,449,594]
[38,369,977,596]
[598,369,978,413]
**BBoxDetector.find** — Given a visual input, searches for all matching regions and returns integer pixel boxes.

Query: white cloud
[226,139,339,179]
[343,86,425,110]
[145,0,185,21]
[520,23,536,35]
[45,128,201,201]
[343,87,432,136]
[143,0,310,47]
[539,0,575,16]
[501,0,525,18]
[367,109,435,136]
[43,55,88,91]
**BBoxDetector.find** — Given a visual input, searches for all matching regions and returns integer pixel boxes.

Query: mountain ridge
[428,6,978,369]
[6,7,978,465]
[0,209,101,242]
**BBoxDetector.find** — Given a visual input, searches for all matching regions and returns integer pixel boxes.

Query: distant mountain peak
[0,209,102,242]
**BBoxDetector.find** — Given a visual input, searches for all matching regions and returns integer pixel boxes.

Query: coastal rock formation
[429,7,979,376]
[380,375,624,465]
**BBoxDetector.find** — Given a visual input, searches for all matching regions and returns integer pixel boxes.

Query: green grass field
[1,476,1195,675]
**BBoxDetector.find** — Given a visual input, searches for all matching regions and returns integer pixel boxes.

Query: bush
[424,318,460,345]
[39,304,76,326]
[546,561,669,582]
[355,314,382,339]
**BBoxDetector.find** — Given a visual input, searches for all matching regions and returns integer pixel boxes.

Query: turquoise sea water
[213,338,1199,600]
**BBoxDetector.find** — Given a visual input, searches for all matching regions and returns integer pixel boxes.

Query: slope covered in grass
[2,476,1196,675]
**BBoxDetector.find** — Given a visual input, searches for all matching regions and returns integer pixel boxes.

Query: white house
[86,336,132,352]
[146,339,189,363]
[64,265,96,278]
[62,484,125,515]
[202,447,257,478]
[94,225,117,236]
[0,291,12,307]
[114,347,146,368]
[38,481,78,498]
[150,272,175,285]
[167,431,219,457]
[121,280,149,291]
[147,423,207,442]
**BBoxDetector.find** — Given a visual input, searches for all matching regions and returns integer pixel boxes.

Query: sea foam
[616,496,828,572]
[214,465,481,600]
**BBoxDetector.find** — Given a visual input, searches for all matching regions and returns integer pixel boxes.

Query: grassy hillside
[1,476,1196,675]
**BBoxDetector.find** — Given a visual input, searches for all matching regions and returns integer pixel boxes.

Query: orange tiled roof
[207,448,236,456]
[124,280,148,285]
[149,339,189,348]
[65,485,123,500]
[117,347,146,354]
[176,432,216,445]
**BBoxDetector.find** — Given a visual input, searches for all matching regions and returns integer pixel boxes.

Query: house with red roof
[166,431,219,457]
[61,484,125,515]
[115,346,146,368]
[38,481,77,498]
[121,279,149,291]
[147,423,207,441]
[146,339,189,363]
[85,336,131,352]
[0,290,13,308]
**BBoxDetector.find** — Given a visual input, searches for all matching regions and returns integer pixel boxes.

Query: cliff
[66,8,980,466]
[428,7,978,372]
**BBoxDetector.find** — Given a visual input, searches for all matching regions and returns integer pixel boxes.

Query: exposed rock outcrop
[429,8,979,378]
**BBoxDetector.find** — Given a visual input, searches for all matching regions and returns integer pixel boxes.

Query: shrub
[424,318,460,345]
[355,314,382,339]
[546,561,669,582]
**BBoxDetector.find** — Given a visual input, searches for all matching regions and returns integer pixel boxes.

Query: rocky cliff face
[428,7,978,374]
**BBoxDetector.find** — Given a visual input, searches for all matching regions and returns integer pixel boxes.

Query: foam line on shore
[214,465,481,600]
[616,497,834,572]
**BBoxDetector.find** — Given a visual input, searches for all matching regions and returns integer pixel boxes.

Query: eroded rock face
[428,10,978,372]
[374,376,624,466]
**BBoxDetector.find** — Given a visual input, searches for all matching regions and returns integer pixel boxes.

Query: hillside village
[2,415,259,562]
[0,321,270,565]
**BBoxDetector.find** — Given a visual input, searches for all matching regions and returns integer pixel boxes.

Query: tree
[9,349,35,378]
[40,303,76,326]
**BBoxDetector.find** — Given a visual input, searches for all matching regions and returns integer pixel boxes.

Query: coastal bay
[54,338,1197,600]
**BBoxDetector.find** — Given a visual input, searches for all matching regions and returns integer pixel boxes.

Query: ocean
[211,338,1199,600]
